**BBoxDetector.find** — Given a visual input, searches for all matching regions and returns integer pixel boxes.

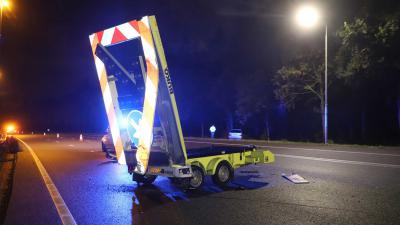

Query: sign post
[209,125,216,139]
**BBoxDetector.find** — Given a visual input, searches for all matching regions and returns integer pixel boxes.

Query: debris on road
[282,173,309,184]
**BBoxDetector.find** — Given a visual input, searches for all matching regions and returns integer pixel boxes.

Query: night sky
[0,0,397,144]
[0,0,293,132]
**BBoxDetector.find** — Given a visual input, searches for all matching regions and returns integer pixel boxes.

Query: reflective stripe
[141,38,157,68]
[135,16,159,173]
[89,34,126,164]
[89,16,159,169]
[93,20,141,47]
[89,34,95,46]
[101,27,115,46]
[117,22,140,40]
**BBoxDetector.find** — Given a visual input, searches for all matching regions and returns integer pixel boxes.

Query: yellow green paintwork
[186,148,275,175]
[145,16,275,177]
[149,16,188,162]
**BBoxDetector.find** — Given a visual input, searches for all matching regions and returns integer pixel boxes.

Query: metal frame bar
[97,44,136,85]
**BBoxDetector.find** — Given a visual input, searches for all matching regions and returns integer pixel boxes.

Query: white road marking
[186,140,400,157]
[262,145,400,157]
[17,138,78,225]
[186,140,400,168]
[275,154,400,168]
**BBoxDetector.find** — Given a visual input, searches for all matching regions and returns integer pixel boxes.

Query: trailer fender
[206,158,231,175]
[190,161,206,173]
[262,150,275,163]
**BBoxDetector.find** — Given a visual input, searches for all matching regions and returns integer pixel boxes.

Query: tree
[273,51,326,142]
[336,12,400,141]
[235,70,273,140]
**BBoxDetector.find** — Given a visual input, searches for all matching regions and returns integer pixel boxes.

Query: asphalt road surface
[4,134,400,225]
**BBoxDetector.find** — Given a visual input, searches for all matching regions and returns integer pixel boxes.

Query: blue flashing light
[119,117,129,128]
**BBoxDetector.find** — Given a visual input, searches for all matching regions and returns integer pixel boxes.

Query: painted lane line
[17,138,77,225]
[186,140,400,168]
[275,153,400,169]
[185,140,400,157]
[261,145,400,157]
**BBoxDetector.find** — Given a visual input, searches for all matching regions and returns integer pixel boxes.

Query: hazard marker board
[89,16,187,174]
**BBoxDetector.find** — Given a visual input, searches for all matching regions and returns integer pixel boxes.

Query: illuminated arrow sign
[126,110,143,147]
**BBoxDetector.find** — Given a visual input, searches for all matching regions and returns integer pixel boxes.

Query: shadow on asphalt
[104,171,269,222]
[127,173,269,220]
[96,149,269,222]
[97,160,118,166]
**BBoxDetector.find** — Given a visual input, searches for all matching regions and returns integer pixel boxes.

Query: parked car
[228,129,243,140]
[101,129,116,159]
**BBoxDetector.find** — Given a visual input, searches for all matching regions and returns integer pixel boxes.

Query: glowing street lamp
[295,4,328,144]
[5,123,16,134]
[295,5,320,29]
[0,0,11,38]
[0,0,9,8]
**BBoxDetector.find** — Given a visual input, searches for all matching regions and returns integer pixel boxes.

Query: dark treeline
[178,0,400,145]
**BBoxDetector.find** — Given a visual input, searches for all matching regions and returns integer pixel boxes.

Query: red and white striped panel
[89,16,159,173]
[89,33,126,164]
[95,21,140,47]
[135,16,159,174]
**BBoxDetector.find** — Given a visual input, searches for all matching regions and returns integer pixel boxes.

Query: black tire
[132,173,157,185]
[102,142,116,160]
[189,166,205,189]
[212,161,234,187]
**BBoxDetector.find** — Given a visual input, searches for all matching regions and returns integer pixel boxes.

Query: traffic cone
[79,134,83,142]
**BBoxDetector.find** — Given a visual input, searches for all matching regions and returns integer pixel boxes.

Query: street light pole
[324,24,328,144]
[295,4,329,144]
[0,0,10,39]
[0,1,3,38]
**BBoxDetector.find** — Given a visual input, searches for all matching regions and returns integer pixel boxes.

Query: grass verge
[0,149,18,224]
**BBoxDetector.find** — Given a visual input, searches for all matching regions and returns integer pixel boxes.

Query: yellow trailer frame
[187,148,275,176]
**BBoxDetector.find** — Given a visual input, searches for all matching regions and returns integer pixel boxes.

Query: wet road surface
[4,134,400,225]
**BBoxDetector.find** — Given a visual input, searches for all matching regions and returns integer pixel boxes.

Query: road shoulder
[4,141,62,225]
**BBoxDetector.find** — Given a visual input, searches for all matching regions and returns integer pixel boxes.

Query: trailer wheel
[189,166,204,189]
[132,173,157,185]
[212,162,233,187]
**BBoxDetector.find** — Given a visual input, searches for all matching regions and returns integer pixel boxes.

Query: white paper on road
[282,173,309,184]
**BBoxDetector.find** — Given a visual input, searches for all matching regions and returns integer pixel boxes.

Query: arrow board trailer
[89,15,275,189]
